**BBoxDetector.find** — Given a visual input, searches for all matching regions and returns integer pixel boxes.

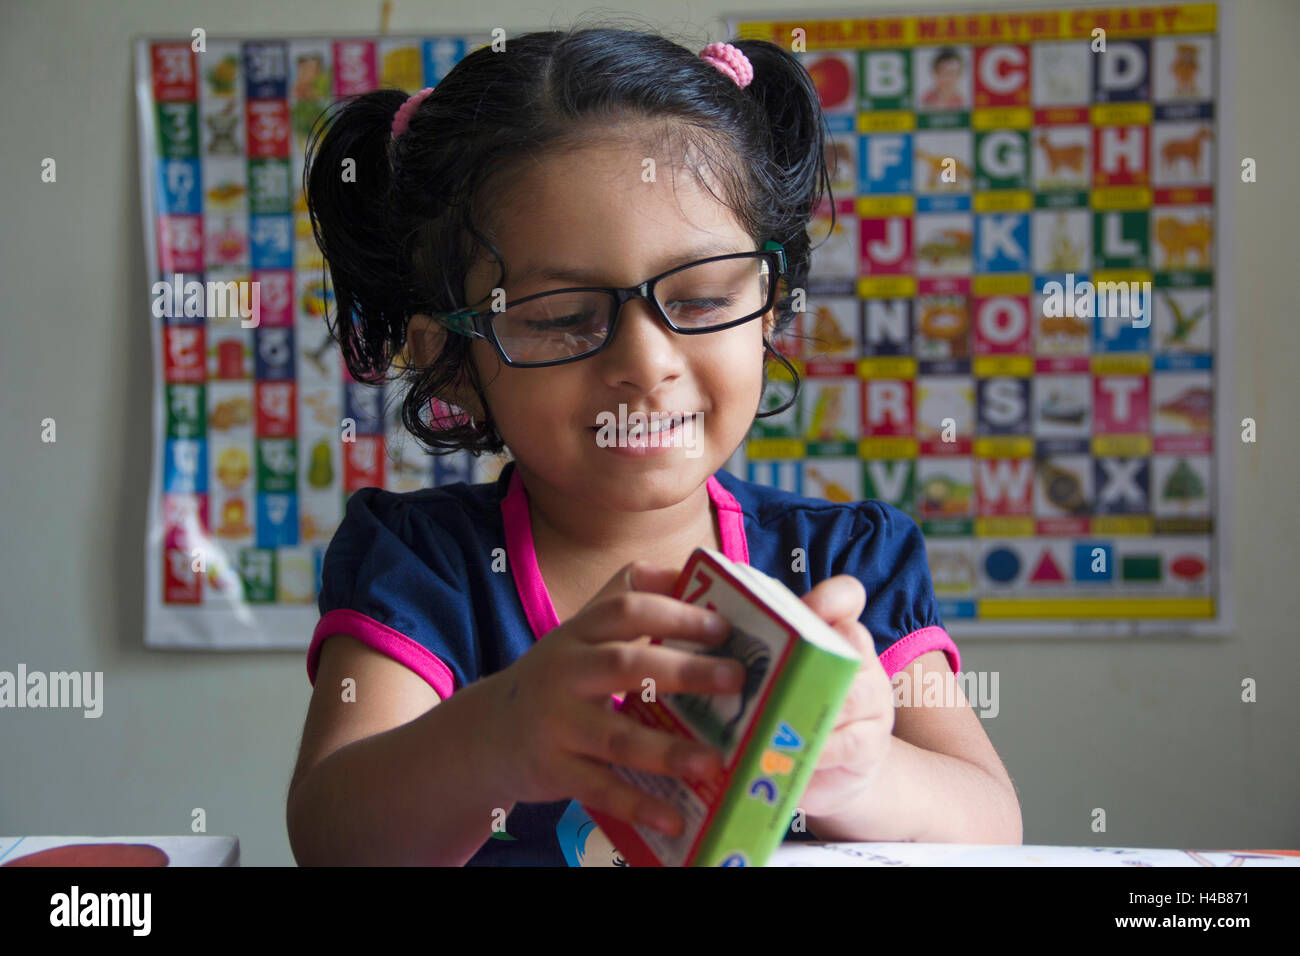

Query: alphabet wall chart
[138,34,513,648]
[726,3,1231,635]
[138,7,1231,649]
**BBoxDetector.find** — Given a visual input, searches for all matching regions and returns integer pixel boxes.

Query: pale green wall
[1,0,1295,864]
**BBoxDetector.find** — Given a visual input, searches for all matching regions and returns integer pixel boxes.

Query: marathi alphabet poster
[139,7,1232,649]
[727,3,1231,635]
[138,34,513,648]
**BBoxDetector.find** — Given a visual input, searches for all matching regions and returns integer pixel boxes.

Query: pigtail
[724,39,832,416]
[303,89,412,384]
[732,39,833,302]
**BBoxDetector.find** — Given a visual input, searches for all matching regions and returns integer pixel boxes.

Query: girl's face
[410,136,775,513]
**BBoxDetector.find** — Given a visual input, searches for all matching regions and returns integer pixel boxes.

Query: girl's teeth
[622,417,680,435]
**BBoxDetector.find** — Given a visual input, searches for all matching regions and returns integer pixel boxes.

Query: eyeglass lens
[492,256,772,365]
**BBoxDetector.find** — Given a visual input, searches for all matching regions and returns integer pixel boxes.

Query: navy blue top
[307,459,957,865]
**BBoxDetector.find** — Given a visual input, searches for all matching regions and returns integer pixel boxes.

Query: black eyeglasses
[432,240,787,368]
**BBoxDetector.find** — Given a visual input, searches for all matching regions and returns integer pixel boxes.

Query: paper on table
[768,842,1300,867]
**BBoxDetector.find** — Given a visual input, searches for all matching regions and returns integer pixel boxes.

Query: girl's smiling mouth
[589,410,701,456]
[589,413,686,434]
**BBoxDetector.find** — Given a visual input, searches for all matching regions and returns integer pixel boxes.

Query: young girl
[286,26,1021,867]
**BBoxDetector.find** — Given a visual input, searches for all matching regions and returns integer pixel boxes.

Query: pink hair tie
[699,42,754,89]
[391,87,434,138]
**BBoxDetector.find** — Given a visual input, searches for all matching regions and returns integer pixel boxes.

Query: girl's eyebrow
[509,241,744,286]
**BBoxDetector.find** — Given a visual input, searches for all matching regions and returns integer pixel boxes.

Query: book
[583,547,863,866]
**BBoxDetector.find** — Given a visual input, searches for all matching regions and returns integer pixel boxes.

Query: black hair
[304,22,833,457]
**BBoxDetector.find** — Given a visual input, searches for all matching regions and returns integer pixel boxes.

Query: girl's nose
[607,295,673,348]
[598,297,683,382]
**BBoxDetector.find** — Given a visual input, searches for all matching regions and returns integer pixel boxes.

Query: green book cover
[585,547,862,866]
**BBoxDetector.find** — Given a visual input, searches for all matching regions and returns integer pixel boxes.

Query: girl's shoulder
[332,473,506,563]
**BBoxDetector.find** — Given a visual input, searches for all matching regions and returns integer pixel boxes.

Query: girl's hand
[796,575,895,820]
[481,562,746,837]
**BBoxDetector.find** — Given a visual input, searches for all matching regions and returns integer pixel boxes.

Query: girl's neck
[514,461,721,572]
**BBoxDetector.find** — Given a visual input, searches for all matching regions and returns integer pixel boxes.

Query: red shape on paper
[4,843,170,867]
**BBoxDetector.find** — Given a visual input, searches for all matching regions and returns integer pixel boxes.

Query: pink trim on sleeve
[876,625,961,679]
[707,473,749,564]
[307,608,457,700]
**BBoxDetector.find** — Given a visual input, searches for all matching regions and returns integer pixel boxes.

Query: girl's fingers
[815,717,880,771]
[560,699,724,786]
[801,574,867,628]
[574,589,731,648]
[560,753,687,838]
[830,621,890,725]
[801,764,859,817]
[572,636,744,698]
[835,669,880,726]
[621,562,681,596]
[834,619,879,671]
[591,561,679,607]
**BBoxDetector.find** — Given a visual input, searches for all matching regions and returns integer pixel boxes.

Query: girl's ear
[406,313,446,366]
[405,313,488,422]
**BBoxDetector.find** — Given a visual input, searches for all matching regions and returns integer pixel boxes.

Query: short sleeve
[832,501,960,679]
[305,487,476,699]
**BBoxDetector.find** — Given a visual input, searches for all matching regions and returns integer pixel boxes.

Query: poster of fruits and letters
[727,2,1233,635]
[138,6,1233,648]
[137,33,515,648]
